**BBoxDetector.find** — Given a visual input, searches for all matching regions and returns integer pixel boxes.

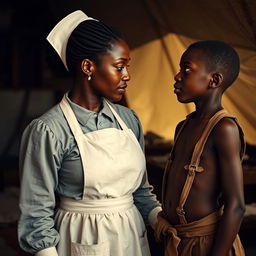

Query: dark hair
[187,40,240,89]
[66,20,124,74]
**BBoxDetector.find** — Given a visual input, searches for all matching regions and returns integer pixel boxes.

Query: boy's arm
[210,118,245,256]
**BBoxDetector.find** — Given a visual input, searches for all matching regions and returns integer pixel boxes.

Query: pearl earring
[88,74,91,81]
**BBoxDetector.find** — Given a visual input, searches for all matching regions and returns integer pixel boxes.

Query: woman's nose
[122,68,131,81]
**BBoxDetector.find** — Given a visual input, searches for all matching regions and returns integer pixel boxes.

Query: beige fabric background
[49,0,256,145]
[126,0,256,145]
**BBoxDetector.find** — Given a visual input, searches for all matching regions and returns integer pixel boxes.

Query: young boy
[155,41,246,256]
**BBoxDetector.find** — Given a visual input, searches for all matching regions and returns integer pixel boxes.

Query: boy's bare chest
[166,119,215,195]
[163,119,218,222]
[174,119,207,159]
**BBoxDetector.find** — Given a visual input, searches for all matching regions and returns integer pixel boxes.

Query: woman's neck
[69,85,102,112]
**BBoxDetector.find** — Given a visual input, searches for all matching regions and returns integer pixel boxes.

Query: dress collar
[65,93,115,126]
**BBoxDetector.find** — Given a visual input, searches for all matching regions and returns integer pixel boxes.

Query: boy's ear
[209,73,223,88]
[81,59,95,75]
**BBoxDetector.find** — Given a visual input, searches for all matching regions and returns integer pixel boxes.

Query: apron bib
[55,96,151,256]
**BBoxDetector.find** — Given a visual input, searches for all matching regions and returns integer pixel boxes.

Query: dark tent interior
[0,0,255,255]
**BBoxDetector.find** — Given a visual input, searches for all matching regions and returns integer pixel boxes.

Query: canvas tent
[48,0,256,145]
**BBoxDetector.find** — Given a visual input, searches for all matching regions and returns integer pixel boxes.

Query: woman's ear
[81,59,94,75]
[209,72,223,89]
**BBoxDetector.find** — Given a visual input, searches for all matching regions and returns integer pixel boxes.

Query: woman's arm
[129,109,162,228]
[18,119,62,255]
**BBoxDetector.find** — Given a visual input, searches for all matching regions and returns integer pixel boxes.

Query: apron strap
[59,95,135,199]
[104,99,129,130]
[59,95,84,137]
[104,99,146,157]
[176,109,235,224]
[59,95,89,198]
[59,96,129,136]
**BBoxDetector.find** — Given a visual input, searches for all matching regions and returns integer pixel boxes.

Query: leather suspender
[176,110,239,224]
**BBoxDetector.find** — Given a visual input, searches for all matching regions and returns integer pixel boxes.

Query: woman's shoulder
[109,102,143,143]
[25,104,69,138]
[109,102,139,122]
[110,102,133,113]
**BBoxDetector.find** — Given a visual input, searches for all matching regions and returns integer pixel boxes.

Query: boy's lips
[174,84,181,94]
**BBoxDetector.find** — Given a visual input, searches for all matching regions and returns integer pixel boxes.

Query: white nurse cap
[46,10,97,70]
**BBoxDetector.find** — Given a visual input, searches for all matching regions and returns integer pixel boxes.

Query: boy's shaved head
[186,40,240,90]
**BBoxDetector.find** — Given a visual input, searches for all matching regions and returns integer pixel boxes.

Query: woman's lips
[117,85,127,93]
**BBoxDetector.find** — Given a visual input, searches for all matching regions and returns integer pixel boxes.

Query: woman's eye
[116,66,124,71]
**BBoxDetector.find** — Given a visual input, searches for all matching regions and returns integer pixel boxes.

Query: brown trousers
[155,209,245,256]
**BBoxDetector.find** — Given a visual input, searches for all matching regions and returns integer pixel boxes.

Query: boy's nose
[174,71,181,82]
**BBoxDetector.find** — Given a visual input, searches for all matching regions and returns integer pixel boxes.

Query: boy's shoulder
[212,116,242,138]
[211,116,245,159]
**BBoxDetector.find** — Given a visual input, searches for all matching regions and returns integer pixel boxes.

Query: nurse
[18,10,161,256]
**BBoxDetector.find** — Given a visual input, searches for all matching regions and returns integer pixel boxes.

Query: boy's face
[174,48,212,103]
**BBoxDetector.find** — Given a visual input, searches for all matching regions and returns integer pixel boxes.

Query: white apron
[55,96,151,256]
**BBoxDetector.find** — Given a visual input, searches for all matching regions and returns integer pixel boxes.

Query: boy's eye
[184,67,191,73]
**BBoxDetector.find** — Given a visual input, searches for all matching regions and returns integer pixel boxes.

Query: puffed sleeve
[18,119,62,255]
[131,110,162,229]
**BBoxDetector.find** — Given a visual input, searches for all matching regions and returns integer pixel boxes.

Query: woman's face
[90,39,131,102]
